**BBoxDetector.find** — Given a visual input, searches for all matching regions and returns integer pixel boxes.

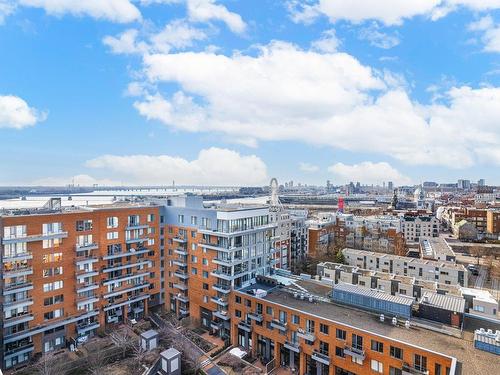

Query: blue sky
[1,0,500,187]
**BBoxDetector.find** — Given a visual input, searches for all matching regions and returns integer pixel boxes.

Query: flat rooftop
[238,278,500,374]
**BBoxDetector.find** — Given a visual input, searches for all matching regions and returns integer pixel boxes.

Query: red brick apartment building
[0,199,161,369]
[230,277,498,375]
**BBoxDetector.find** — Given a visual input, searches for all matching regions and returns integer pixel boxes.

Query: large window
[336,328,346,340]
[352,334,363,350]
[414,354,427,372]
[390,346,403,360]
[76,220,93,231]
[371,360,383,373]
[107,216,118,228]
[371,340,384,353]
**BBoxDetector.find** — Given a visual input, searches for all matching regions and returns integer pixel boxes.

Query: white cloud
[0,0,16,24]
[85,147,268,185]
[131,41,500,168]
[299,162,320,173]
[33,174,118,186]
[103,29,147,54]
[288,0,500,26]
[359,23,400,49]
[150,19,208,53]
[0,95,46,129]
[103,20,207,55]
[18,0,141,23]
[468,16,500,53]
[328,161,411,185]
[186,0,246,34]
[311,29,341,52]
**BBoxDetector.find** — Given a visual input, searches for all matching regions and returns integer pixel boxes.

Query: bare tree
[35,352,65,375]
[132,341,148,363]
[86,343,109,375]
[175,338,202,374]
[110,329,133,359]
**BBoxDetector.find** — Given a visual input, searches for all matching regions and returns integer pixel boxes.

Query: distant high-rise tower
[478,179,485,187]
[388,181,394,191]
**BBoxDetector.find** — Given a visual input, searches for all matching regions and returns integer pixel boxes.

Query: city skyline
[1,1,500,186]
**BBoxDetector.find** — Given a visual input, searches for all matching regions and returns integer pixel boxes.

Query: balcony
[179,307,189,316]
[343,345,365,361]
[213,310,231,320]
[103,281,149,298]
[76,243,99,252]
[213,284,231,294]
[75,256,99,265]
[211,321,222,330]
[2,252,33,263]
[174,248,188,256]
[102,272,149,286]
[211,296,229,306]
[77,321,100,335]
[199,223,277,237]
[103,247,149,260]
[270,319,287,331]
[102,260,151,273]
[126,223,149,230]
[2,231,68,244]
[76,282,99,293]
[2,266,33,279]
[402,364,430,375]
[312,350,330,365]
[3,281,33,294]
[248,311,263,322]
[297,329,315,342]
[238,321,252,332]
[4,313,34,328]
[173,259,187,267]
[210,269,245,281]
[174,270,189,279]
[172,236,187,243]
[284,340,300,353]
[4,343,34,359]
[175,294,189,303]
[3,297,33,310]
[173,283,188,291]
[75,269,99,278]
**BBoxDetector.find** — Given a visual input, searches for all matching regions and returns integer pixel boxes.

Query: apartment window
[191,216,197,225]
[335,346,345,358]
[292,314,300,324]
[435,364,442,375]
[371,340,384,353]
[320,323,329,335]
[235,296,241,304]
[107,217,118,228]
[306,319,315,333]
[107,231,119,240]
[390,346,403,360]
[43,280,63,292]
[279,310,287,323]
[43,253,62,263]
[3,225,26,239]
[235,309,241,318]
[389,367,403,375]
[352,334,363,350]
[336,328,346,340]
[202,258,208,266]
[266,306,273,315]
[178,215,184,224]
[191,243,197,251]
[147,214,155,222]
[42,266,63,278]
[128,215,140,226]
[371,360,383,373]
[44,294,64,306]
[44,308,63,321]
[414,354,427,372]
[203,283,209,290]
[191,255,197,263]
[202,271,208,278]
[203,296,208,303]
[245,299,251,308]
[76,220,93,231]
[191,268,198,275]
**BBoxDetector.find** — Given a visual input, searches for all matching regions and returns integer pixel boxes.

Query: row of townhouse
[0,199,161,369]
[341,248,468,287]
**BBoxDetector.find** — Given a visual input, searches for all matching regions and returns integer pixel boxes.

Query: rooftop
[237,278,500,374]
